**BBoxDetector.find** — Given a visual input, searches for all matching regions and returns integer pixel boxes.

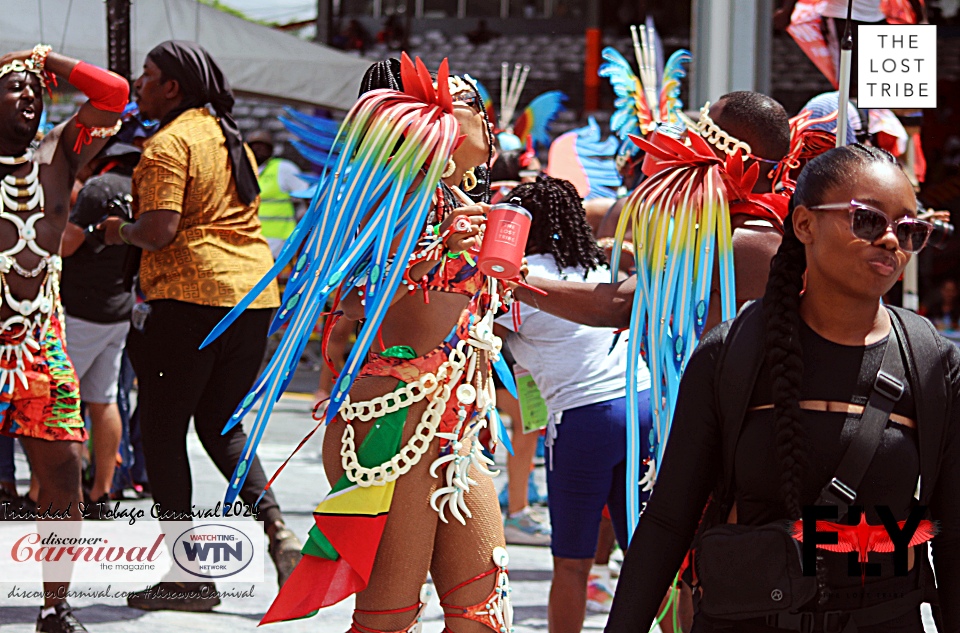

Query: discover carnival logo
[11,532,164,565]
[173,524,255,579]
[0,520,264,583]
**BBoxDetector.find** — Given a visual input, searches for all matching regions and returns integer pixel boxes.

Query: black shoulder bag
[695,313,906,621]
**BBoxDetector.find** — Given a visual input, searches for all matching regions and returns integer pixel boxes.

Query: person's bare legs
[86,402,122,500]
[20,437,83,607]
[594,515,615,566]
[431,467,508,633]
[585,515,617,613]
[29,472,40,503]
[323,378,439,632]
[323,375,509,633]
[549,557,593,633]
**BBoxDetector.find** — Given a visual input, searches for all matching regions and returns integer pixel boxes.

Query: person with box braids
[495,175,653,633]
[519,176,605,274]
[606,143,960,633]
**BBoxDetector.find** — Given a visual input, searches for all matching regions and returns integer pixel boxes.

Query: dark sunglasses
[808,200,932,254]
[454,93,483,113]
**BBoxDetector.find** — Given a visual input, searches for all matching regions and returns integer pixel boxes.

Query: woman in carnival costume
[205,54,516,632]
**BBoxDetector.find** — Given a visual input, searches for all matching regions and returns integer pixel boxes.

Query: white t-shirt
[496,254,651,419]
[821,0,885,22]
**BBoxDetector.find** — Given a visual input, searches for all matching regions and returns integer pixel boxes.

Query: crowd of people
[1,11,959,633]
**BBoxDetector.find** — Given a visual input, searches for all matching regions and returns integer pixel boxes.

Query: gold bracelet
[30,44,51,74]
[119,221,133,246]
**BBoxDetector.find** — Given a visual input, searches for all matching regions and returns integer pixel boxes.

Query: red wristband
[68,62,129,113]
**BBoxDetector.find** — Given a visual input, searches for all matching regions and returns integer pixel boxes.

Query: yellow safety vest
[257,158,297,240]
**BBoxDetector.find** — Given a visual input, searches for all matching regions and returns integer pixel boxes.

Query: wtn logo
[180,540,243,564]
[172,524,255,579]
[791,505,938,584]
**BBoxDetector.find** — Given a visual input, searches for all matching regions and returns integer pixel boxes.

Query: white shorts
[64,314,130,404]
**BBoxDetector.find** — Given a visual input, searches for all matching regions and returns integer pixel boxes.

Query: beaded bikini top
[0,147,61,391]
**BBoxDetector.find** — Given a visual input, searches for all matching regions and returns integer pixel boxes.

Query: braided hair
[459,74,493,204]
[764,143,896,519]
[359,58,402,95]
[508,176,605,275]
[762,143,899,602]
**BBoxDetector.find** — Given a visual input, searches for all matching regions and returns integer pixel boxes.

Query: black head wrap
[147,40,259,205]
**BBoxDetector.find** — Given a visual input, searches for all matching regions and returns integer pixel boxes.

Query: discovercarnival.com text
[6,584,256,601]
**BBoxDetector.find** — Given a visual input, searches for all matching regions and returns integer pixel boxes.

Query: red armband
[68,62,129,113]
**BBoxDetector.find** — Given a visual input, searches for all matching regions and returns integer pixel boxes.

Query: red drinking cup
[477,203,532,279]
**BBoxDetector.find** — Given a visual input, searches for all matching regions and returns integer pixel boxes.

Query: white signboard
[858,25,937,109]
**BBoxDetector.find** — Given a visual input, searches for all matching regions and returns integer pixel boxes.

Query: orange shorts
[0,314,85,442]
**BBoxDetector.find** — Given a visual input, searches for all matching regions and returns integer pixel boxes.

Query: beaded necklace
[0,148,61,392]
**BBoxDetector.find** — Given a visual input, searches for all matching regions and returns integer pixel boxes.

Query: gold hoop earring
[461,167,478,191]
[441,157,457,178]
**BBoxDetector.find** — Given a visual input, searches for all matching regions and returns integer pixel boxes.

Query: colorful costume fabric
[0,313,83,441]
[264,352,410,621]
[205,54,514,626]
[0,141,84,443]
[598,20,691,164]
[612,113,835,537]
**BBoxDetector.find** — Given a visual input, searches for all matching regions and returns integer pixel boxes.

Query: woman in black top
[606,144,960,632]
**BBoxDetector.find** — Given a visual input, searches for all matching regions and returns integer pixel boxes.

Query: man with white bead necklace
[0,45,127,633]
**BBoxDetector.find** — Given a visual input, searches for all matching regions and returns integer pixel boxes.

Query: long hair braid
[508,176,606,275]
[460,74,493,204]
[763,142,900,520]
[762,143,905,603]
[762,207,807,521]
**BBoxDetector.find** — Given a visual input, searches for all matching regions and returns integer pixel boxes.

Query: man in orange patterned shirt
[100,41,301,611]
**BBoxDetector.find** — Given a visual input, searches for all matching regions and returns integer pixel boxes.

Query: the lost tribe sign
[858,25,937,108]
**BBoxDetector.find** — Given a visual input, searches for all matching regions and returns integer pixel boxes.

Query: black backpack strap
[713,304,950,505]
[887,306,951,507]
[816,319,905,517]
[888,307,950,609]
[714,300,767,494]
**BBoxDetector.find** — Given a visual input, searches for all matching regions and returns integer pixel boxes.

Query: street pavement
[0,393,610,633]
[0,391,939,633]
